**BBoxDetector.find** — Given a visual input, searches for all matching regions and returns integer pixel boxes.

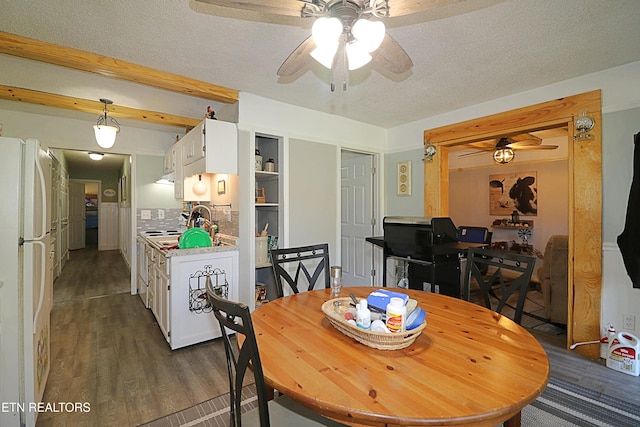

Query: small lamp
[93,98,120,149]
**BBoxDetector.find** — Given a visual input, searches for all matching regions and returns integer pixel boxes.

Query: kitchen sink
[145,233,238,250]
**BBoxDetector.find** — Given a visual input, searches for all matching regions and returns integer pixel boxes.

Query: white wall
[238,93,386,152]
[136,155,182,209]
[288,139,338,257]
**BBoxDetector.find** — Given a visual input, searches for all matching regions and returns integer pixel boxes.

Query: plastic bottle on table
[386,297,407,333]
[356,300,371,330]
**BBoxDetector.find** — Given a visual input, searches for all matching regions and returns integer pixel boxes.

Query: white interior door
[68,181,85,250]
[341,151,375,287]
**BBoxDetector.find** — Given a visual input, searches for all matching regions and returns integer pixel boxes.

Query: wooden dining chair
[462,247,537,324]
[270,243,330,299]
[205,283,346,426]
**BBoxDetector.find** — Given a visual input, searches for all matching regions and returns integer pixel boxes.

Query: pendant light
[192,174,208,196]
[93,98,120,149]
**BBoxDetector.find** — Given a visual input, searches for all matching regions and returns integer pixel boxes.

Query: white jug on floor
[606,332,640,376]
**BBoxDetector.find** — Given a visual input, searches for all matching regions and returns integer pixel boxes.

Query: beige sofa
[538,235,568,324]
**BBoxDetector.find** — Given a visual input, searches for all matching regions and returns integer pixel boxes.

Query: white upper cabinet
[183,119,238,177]
[174,139,184,200]
[164,142,176,174]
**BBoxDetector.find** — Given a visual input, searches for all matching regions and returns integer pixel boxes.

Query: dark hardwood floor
[38,242,232,427]
[38,243,640,426]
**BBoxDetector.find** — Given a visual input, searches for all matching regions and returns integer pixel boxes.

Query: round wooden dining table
[251,287,549,427]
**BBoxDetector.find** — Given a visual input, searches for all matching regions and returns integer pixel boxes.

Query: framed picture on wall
[489,171,537,216]
[397,160,411,196]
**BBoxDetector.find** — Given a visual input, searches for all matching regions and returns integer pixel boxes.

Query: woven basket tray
[321,297,426,350]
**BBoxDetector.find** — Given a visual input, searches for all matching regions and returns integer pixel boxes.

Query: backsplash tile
[136,207,239,237]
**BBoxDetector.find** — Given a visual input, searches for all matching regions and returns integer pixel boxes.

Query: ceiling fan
[459,135,559,164]
[195,0,457,89]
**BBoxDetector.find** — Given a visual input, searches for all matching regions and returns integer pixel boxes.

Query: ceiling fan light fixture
[311,43,340,68]
[312,17,343,46]
[351,19,385,53]
[346,43,372,70]
[93,98,120,149]
[493,147,515,164]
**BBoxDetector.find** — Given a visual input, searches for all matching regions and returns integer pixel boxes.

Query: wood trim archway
[423,90,602,359]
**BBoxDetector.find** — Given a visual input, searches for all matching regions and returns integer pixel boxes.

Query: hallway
[39,245,230,426]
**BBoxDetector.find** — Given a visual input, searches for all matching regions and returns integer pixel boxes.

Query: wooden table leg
[503,410,522,427]
[265,386,275,401]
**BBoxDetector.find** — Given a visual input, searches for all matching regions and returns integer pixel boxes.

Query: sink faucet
[188,205,212,229]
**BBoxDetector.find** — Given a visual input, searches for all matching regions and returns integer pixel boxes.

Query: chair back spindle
[463,247,536,324]
[270,244,330,298]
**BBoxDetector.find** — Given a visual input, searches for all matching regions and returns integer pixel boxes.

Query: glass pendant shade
[311,17,343,68]
[346,43,372,70]
[312,17,343,45]
[93,125,118,149]
[192,174,207,196]
[352,19,385,53]
[493,148,515,164]
[311,43,340,68]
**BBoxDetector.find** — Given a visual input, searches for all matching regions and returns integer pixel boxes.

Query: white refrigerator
[0,137,53,427]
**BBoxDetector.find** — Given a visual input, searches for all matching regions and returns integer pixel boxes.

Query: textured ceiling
[0,0,639,130]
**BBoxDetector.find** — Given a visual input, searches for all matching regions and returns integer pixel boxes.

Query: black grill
[381,217,484,297]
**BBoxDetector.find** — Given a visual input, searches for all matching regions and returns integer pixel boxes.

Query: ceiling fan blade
[194,0,303,17]
[371,34,413,74]
[511,144,559,150]
[506,133,542,148]
[277,36,316,77]
[507,141,542,149]
[457,150,488,158]
[386,0,469,17]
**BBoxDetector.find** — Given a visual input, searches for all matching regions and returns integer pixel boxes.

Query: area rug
[139,376,640,427]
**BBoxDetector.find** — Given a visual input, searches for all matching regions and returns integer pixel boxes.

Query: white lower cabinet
[138,234,239,350]
[153,251,170,341]
[167,250,238,349]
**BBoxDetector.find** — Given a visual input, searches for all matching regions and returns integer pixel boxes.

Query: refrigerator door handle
[34,148,48,241]
[32,240,46,334]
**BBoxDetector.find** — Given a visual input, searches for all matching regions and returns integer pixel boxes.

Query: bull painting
[489,172,537,215]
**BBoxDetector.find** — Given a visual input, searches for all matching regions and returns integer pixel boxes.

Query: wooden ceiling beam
[0,31,239,104]
[0,85,201,129]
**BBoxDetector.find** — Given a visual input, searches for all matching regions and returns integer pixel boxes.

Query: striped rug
[140,376,640,427]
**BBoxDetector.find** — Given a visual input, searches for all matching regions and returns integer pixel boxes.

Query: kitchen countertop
[138,231,238,257]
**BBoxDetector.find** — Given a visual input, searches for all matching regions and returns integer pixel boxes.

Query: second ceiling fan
[460,135,559,164]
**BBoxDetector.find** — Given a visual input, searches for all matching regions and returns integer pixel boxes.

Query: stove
[142,229,183,236]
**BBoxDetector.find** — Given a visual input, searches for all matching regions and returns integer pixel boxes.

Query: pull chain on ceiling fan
[196,0,458,88]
